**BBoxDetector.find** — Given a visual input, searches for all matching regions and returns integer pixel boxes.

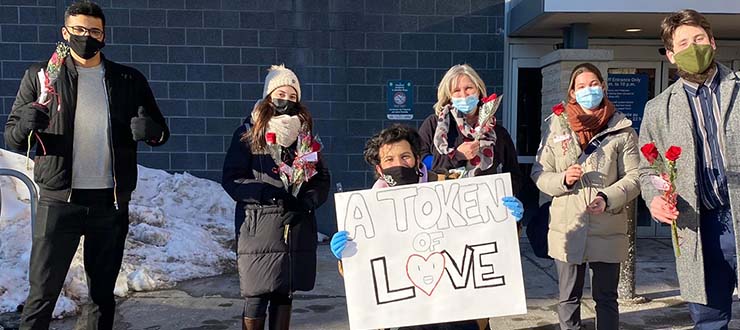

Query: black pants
[244,292,292,318]
[555,260,620,330]
[397,320,482,330]
[687,206,737,330]
[20,189,129,330]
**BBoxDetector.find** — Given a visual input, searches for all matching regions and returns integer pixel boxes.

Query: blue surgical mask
[574,86,604,110]
[451,95,480,114]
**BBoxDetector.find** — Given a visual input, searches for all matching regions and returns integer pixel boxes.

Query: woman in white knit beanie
[222,64,331,330]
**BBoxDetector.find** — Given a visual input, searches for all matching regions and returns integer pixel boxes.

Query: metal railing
[0,168,37,317]
[0,169,38,235]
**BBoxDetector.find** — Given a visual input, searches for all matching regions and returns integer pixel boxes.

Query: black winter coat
[418,113,523,195]
[4,54,169,203]
[222,123,330,297]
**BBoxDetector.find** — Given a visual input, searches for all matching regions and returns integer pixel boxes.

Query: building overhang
[508,0,740,39]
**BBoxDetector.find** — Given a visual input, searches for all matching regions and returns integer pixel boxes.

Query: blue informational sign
[387,80,413,120]
[607,74,649,133]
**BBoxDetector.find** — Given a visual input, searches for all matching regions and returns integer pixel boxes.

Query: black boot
[268,305,291,330]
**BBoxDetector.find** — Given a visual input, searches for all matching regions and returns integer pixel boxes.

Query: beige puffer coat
[531,111,640,264]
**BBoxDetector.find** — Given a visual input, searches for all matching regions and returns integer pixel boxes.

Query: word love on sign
[334,174,526,330]
[406,252,445,296]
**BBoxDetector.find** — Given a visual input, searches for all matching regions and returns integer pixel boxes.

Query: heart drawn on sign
[406,253,446,296]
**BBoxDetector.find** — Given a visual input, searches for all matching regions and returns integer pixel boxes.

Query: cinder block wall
[0,0,505,233]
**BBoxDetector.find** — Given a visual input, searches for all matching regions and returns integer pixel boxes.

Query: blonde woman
[418,64,523,330]
[419,64,523,194]
[531,63,640,330]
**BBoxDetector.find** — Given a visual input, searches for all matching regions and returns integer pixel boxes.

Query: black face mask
[272,98,298,116]
[381,166,421,187]
[67,33,105,60]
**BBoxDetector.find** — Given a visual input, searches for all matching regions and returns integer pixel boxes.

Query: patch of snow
[0,148,236,317]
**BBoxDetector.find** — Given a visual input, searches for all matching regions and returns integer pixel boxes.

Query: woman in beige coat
[531,63,640,330]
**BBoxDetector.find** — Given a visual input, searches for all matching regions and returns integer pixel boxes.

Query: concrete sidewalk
[5,238,740,329]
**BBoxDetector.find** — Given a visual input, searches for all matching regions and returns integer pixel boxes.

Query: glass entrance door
[607,62,670,238]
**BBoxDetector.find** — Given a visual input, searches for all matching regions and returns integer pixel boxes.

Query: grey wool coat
[638,63,740,304]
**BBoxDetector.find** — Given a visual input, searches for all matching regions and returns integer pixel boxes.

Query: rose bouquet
[472,93,501,140]
[641,142,682,256]
[270,133,323,197]
[37,42,70,110]
[551,102,578,158]
[551,102,589,205]
[25,42,71,168]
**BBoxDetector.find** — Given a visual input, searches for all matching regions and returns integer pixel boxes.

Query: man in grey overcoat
[639,9,740,329]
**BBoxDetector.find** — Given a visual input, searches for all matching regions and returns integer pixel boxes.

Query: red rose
[640,142,659,164]
[482,147,493,157]
[265,132,276,144]
[311,139,322,152]
[50,52,61,66]
[552,103,565,116]
[470,156,481,166]
[665,146,682,162]
[481,93,497,103]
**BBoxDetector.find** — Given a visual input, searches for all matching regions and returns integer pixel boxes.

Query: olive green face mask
[673,43,715,74]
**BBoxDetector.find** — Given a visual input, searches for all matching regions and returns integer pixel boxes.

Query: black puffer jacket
[222,123,330,297]
[4,54,169,203]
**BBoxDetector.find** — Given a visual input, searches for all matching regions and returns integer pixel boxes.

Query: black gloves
[279,195,309,226]
[130,106,163,142]
[18,103,50,134]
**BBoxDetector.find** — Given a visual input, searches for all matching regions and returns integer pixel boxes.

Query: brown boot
[268,305,292,330]
[242,317,265,330]
[477,318,491,330]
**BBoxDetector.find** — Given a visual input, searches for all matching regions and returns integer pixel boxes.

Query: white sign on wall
[334,173,527,330]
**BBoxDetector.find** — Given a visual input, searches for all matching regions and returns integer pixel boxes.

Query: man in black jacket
[3,2,169,329]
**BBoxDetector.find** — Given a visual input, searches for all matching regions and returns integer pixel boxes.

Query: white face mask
[267,115,301,147]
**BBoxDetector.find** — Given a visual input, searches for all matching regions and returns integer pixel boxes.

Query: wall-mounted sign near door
[607,74,649,134]
[387,80,413,120]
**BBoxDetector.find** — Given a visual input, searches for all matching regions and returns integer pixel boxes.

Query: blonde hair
[433,64,487,115]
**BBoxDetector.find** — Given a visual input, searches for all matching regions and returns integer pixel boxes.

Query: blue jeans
[688,206,737,330]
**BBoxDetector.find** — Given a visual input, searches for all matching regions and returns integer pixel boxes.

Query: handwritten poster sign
[334,174,526,330]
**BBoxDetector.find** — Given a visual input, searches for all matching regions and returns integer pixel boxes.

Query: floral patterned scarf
[432,104,497,177]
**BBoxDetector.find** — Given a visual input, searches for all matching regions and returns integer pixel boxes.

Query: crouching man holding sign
[331,124,525,330]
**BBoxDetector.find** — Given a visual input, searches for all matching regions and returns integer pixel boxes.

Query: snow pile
[0,148,236,317]
[0,149,35,314]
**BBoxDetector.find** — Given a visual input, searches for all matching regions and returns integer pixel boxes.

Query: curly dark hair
[363,124,422,168]
[65,1,106,27]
